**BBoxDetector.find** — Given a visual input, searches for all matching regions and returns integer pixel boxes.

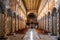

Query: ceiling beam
[22,0,27,12]
[37,0,42,10]
[27,9,37,11]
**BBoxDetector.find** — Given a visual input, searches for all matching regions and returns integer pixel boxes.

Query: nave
[0,0,60,40]
[7,29,57,40]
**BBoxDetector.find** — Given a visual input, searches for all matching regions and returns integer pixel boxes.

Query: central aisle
[23,29,40,40]
[7,29,58,40]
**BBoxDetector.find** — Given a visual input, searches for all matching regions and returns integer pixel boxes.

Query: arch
[27,13,36,19]
[27,11,37,17]
[7,8,12,16]
[52,7,57,35]
[48,12,50,16]
[52,7,56,13]
[27,13,37,24]
[52,7,57,16]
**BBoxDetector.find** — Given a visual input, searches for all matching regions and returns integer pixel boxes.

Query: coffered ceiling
[8,0,42,16]
[22,0,41,11]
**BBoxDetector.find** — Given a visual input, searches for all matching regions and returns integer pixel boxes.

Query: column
[11,12,14,34]
[58,12,60,40]
[12,13,15,33]
[44,15,45,30]
[0,1,7,39]
[48,12,50,32]
[17,15,19,30]
[18,16,19,30]
[51,8,57,36]
[58,6,60,39]
[51,12,53,35]
[16,16,18,31]
[13,12,16,32]
[6,8,13,35]
[15,14,16,32]
[43,16,45,30]
[45,15,46,30]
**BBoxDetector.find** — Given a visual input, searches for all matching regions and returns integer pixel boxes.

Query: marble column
[0,2,7,39]
[58,2,60,40]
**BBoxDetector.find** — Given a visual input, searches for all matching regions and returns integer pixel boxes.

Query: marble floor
[7,29,58,40]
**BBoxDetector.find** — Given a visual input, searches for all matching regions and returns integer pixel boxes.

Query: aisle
[7,29,58,40]
[23,29,40,40]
